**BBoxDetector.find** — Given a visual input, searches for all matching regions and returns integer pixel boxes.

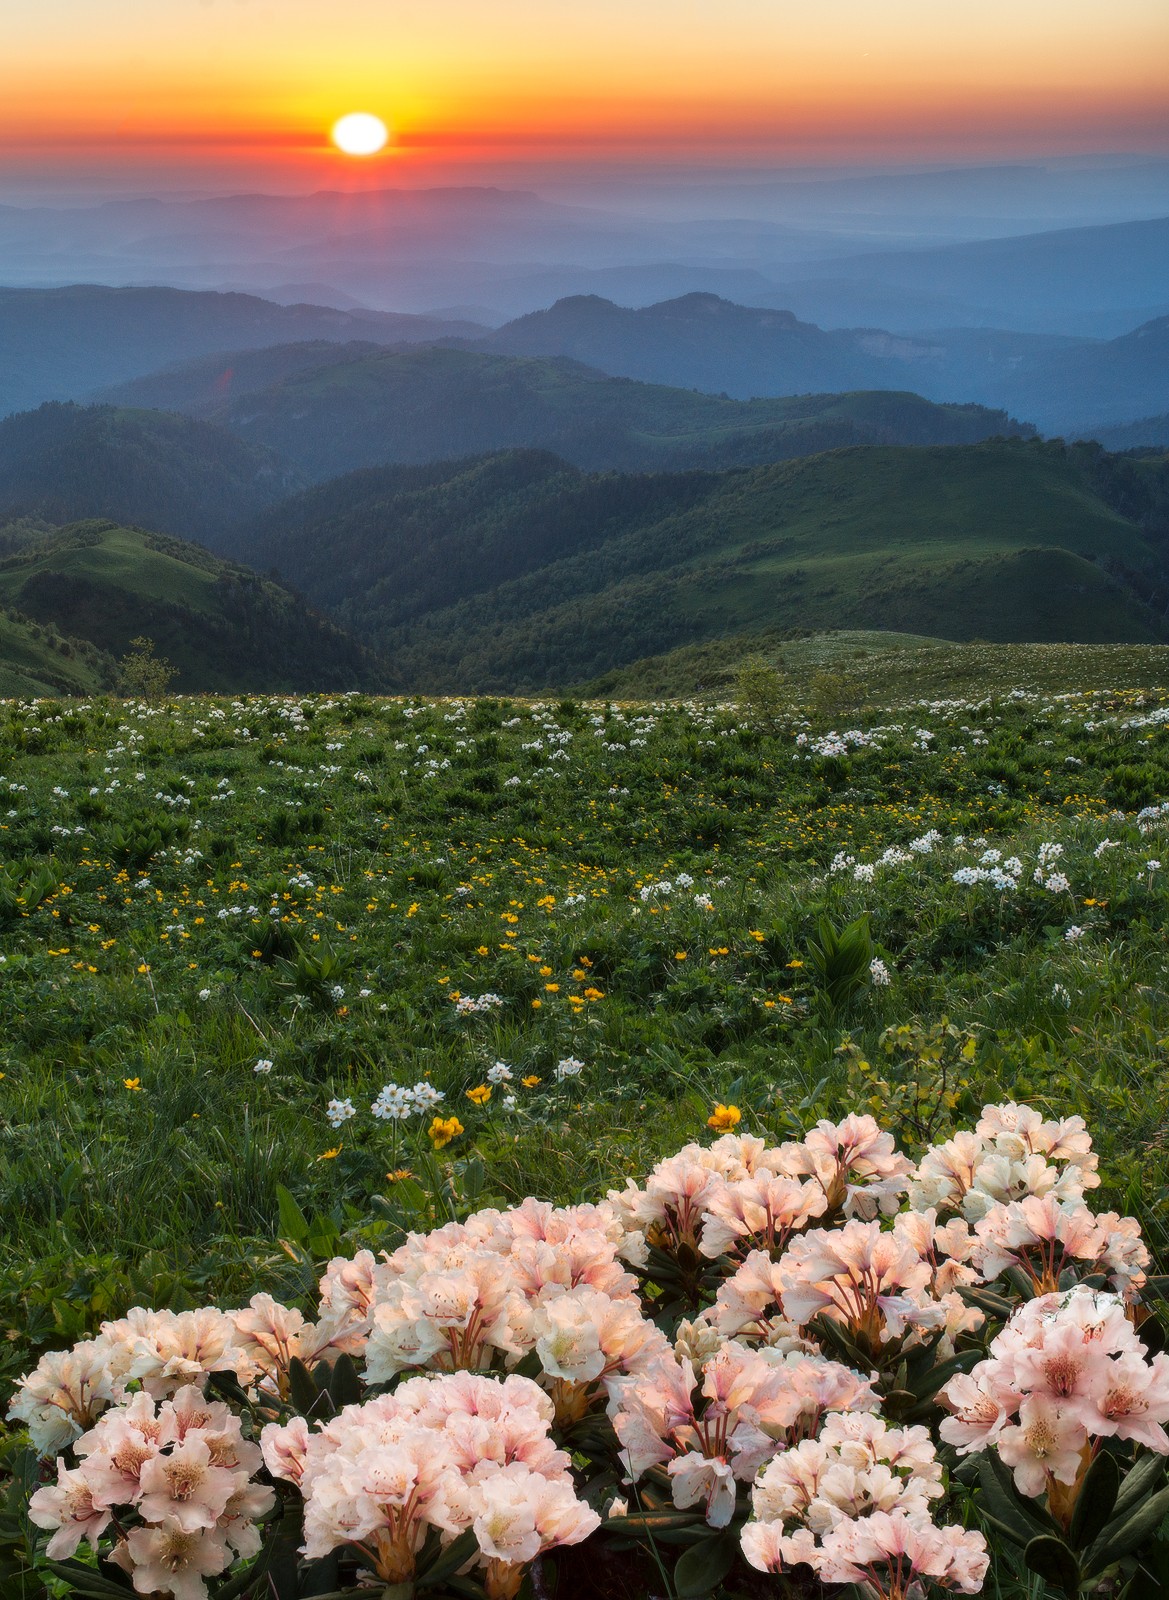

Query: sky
[5,0,1169,194]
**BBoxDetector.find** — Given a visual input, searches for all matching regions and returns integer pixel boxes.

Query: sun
[331,112,389,157]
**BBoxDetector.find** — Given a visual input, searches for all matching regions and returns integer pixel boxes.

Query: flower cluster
[608,1116,912,1265]
[371,1080,445,1120]
[611,1340,879,1526]
[909,1102,1100,1222]
[29,1386,274,1600]
[9,1100,1160,1600]
[261,1372,597,1600]
[741,1412,987,1596]
[9,1308,251,1456]
[941,1285,1169,1498]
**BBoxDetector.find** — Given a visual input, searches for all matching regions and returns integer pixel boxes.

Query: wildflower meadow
[2,670,1169,1599]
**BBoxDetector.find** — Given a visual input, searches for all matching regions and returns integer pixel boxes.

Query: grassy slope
[367,441,1166,690]
[0,520,382,693]
[0,611,116,697]
[215,344,1024,479]
[2,683,1168,1403]
[585,629,1169,702]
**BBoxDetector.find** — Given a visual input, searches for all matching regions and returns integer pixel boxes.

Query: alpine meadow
[2,1,1169,1598]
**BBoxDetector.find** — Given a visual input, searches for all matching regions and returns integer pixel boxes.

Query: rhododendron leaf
[976,1453,1060,1546]
[619,1510,704,1535]
[326,1352,361,1409]
[1112,1452,1169,1520]
[46,1562,136,1600]
[287,1356,326,1416]
[807,1314,870,1370]
[207,1369,252,1407]
[298,1552,340,1599]
[211,1537,277,1600]
[418,1529,479,1584]
[1068,1450,1120,1550]
[673,1531,737,1597]
[1082,1485,1169,1580]
[1024,1535,1080,1597]
[1004,1266,1038,1300]
[958,1285,1015,1321]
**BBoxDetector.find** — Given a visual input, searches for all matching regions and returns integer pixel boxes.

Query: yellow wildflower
[429,1115,464,1149]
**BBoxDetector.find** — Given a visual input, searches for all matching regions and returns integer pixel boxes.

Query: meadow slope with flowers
[2,664,1169,1598]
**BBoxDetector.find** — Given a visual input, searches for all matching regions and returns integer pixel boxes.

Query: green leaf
[1024,1534,1081,1597]
[210,1538,276,1600]
[287,1356,325,1417]
[275,1184,310,1245]
[417,1528,479,1585]
[1068,1450,1120,1550]
[46,1561,136,1600]
[673,1531,737,1598]
[1082,1483,1169,1580]
[327,1352,362,1410]
[1113,1451,1169,1520]
[975,1451,1058,1548]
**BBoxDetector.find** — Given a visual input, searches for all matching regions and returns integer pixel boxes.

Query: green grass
[586,630,1169,701]
[0,658,1168,1392]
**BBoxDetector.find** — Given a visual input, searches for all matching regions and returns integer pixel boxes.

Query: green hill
[0,520,384,692]
[0,608,118,697]
[161,343,1027,482]
[0,402,303,544]
[583,628,1169,702]
[237,438,1169,692]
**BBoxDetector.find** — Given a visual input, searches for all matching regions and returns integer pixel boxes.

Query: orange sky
[5,0,1168,183]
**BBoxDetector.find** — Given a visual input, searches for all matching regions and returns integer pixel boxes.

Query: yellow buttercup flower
[429,1114,464,1149]
[707,1103,741,1131]
[521,1075,541,1088]
[466,1084,491,1105]
[123,1077,143,1091]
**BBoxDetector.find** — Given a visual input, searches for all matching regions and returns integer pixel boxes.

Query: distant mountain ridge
[91,289,1169,442]
[0,285,485,420]
[100,343,1028,484]
[474,293,1169,432]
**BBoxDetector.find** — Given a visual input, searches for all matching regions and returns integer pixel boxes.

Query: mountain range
[8,374,1020,534]
[0,285,482,421]
[62,286,1169,443]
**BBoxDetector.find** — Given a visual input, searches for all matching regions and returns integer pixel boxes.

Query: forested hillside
[0,403,303,543]
[203,344,1028,479]
[237,438,1169,689]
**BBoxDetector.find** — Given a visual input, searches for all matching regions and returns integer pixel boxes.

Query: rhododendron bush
[8,1104,1169,1600]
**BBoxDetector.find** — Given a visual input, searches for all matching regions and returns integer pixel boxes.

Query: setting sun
[331,112,388,156]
